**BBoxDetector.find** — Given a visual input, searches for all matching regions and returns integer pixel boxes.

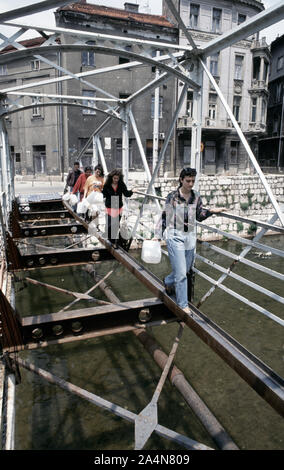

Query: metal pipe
[193,267,283,326]
[0,0,72,23]
[197,222,284,258]
[85,264,237,450]
[132,328,238,450]
[4,373,15,450]
[14,357,211,451]
[201,241,284,282]
[199,58,284,226]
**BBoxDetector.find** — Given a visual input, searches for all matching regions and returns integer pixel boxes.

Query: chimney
[124,3,139,13]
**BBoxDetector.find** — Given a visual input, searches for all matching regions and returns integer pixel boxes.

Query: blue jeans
[165,235,195,309]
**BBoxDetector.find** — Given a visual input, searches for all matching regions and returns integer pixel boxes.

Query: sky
[0,0,283,45]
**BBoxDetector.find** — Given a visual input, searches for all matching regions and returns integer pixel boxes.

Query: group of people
[66,162,225,314]
[66,161,136,244]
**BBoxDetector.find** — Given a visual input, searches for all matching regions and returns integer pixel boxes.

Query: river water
[14,235,284,450]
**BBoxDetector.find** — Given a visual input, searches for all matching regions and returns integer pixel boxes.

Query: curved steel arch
[1,101,125,121]
[0,44,199,91]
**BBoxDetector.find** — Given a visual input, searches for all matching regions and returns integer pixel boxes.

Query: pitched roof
[57,2,176,29]
[0,36,60,54]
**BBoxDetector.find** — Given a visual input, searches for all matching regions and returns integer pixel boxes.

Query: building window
[0,65,8,75]
[251,97,257,122]
[276,82,283,102]
[208,93,217,119]
[230,141,239,164]
[189,4,200,29]
[82,90,96,114]
[238,13,246,24]
[273,114,279,135]
[31,60,40,71]
[151,95,163,118]
[261,98,267,123]
[15,153,21,163]
[277,56,284,71]
[234,55,244,80]
[233,96,241,121]
[32,96,42,117]
[119,45,132,64]
[186,91,193,117]
[81,50,95,67]
[209,54,219,76]
[212,8,222,33]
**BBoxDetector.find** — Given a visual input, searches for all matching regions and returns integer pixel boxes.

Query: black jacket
[67,169,81,187]
[103,182,133,209]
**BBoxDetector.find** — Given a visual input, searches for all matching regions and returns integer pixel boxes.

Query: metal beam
[0,1,73,24]
[200,1,284,57]
[0,44,199,92]
[3,21,191,53]
[64,203,284,418]
[14,357,212,450]
[199,58,284,226]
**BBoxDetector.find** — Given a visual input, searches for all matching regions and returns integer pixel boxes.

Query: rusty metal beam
[63,203,284,418]
[17,298,175,351]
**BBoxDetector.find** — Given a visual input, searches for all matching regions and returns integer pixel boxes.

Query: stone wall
[136,174,284,241]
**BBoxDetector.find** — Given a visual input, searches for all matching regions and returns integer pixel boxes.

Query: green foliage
[236,222,244,233]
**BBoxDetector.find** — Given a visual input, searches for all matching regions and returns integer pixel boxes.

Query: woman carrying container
[162,167,225,314]
[72,166,92,202]
[102,169,136,245]
[83,164,105,198]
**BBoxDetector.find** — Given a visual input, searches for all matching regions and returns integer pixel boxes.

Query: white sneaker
[183,306,191,314]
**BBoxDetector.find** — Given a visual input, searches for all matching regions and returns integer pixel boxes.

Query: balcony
[177,116,193,129]
[248,121,266,132]
[249,79,268,92]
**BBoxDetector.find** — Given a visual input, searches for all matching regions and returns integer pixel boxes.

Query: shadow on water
[14,235,284,450]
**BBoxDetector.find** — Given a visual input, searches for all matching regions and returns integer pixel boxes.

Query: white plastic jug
[77,200,89,214]
[69,193,78,206]
[62,192,71,202]
[87,191,103,205]
[141,240,161,264]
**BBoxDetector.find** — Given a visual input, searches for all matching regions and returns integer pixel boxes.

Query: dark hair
[84,166,92,172]
[178,167,197,186]
[105,169,124,188]
[74,161,80,166]
[94,164,104,177]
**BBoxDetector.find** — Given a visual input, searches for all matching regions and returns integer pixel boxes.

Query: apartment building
[259,34,284,171]
[163,0,270,174]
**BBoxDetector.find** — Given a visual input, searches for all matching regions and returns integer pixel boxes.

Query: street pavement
[15,180,65,196]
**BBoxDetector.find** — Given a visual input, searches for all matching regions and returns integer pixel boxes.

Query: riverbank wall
[134,174,284,241]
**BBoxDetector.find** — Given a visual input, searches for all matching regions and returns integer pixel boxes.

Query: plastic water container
[77,199,89,214]
[87,191,103,205]
[69,194,78,206]
[141,240,161,264]
[62,192,71,202]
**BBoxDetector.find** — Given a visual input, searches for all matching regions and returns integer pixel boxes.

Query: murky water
[14,236,284,450]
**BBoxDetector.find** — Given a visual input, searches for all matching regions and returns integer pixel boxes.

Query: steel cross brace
[64,202,284,419]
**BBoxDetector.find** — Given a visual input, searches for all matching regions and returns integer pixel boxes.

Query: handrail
[133,191,284,234]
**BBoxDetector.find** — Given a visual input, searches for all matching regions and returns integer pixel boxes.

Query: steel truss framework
[0,0,284,451]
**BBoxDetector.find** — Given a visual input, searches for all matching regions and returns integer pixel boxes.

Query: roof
[57,2,176,29]
[0,36,60,55]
